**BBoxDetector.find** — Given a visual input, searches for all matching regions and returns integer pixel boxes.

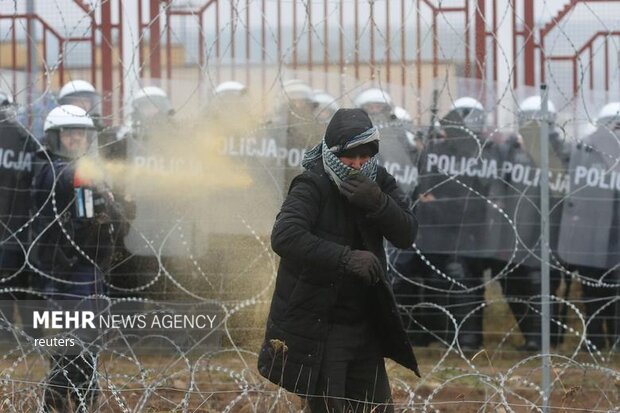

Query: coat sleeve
[367,169,418,248]
[271,173,349,272]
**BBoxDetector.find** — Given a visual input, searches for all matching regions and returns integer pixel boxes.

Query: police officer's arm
[366,170,417,248]
[271,173,349,272]
[33,163,81,269]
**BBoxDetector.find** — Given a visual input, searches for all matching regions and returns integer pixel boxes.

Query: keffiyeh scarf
[302,127,380,188]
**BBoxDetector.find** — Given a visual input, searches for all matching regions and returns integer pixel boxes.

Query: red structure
[0,0,617,123]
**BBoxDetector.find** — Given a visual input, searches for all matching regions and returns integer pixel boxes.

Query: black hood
[324,108,378,155]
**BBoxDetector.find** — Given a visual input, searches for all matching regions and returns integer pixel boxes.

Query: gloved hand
[339,173,387,212]
[342,249,383,286]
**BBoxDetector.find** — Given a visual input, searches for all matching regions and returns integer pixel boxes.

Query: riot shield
[123,122,201,258]
[192,123,289,242]
[280,107,324,191]
[558,126,620,269]
[0,120,36,251]
[488,122,571,268]
[123,118,289,258]
[414,127,504,258]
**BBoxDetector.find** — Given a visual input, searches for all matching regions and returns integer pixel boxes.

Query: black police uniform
[415,113,503,350]
[32,150,122,411]
[558,126,620,350]
[488,126,569,350]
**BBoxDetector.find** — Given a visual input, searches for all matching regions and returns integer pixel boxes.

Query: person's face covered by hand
[338,144,374,170]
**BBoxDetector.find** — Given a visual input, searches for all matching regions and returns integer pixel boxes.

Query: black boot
[519,272,543,352]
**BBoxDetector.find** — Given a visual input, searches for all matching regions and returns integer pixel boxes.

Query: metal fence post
[26,0,36,127]
[539,83,551,413]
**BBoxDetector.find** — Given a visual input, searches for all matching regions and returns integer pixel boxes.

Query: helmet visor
[57,127,98,158]
[133,95,173,119]
[365,101,389,113]
[59,91,102,118]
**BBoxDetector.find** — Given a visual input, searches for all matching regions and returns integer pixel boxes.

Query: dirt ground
[0,264,616,411]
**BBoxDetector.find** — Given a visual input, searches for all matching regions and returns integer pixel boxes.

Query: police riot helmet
[131,86,174,122]
[312,90,339,123]
[448,96,486,134]
[207,81,251,124]
[44,104,97,158]
[214,81,247,97]
[518,95,557,127]
[58,80,102,126]
[281,79,316,115]
[283,79,314,102]
[211,81,248,109]
[354,88,393,118]
[596,102,620,130]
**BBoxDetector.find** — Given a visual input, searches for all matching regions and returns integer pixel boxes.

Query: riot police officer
[58,79,127,163]
[416,96,501,351]
[354,88,418,194]
[58,80,102,127]
[312,89,339,125]
[354,88,396,125]
[559,101,620,351]
[60,80,136,301]
[203,81,253,132]
[128,86,175,141]
[212,81,248,111]
[281,79,316,118]
[354,88,428,345]
[492,95,569,351]
[33,104,123,411]
[277,80,323,190]
[112,86,176,297]
[0,91,39,341]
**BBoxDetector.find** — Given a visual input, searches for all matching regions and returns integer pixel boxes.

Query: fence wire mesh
[0,0,620,412]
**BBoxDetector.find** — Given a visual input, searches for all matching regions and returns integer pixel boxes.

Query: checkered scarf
[302,127,379,188]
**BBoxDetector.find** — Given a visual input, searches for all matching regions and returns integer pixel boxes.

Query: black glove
[339,173,387,212]
[342,249,383,286]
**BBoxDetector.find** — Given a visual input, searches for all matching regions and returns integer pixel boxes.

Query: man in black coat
[257,108,419,413]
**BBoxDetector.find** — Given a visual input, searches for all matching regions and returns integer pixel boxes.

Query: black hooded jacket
[257,160,419,395]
